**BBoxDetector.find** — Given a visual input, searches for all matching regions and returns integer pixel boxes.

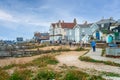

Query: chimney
[58,20,61,23]
[84,21,87,25]
[101,16,104,21]
[73,18,77,24]
[62,20,64,23]
[110,17,113,20]
[58,20,61,27]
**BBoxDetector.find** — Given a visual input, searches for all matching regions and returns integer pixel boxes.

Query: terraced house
[50,17,120,44]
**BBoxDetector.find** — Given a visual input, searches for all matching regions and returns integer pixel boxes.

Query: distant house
[73,21,99,43]
[34,32,49,43]
[49,19,77,42]
[111,20,120,41]
[97,17,116,34]
[16,37,23,43]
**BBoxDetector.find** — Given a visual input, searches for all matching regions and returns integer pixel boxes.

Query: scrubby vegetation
[79,56,120,67]
[2,54,59,70]
[101,49,105,56]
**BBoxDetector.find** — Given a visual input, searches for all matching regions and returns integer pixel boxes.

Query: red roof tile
[61,23,75,29]
[51,23,75,29]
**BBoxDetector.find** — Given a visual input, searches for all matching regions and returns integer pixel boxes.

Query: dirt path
[56,51,120,74]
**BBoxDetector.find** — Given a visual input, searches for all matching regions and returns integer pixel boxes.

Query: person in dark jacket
[91,40,96,52]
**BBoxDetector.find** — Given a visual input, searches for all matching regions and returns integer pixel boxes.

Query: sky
[0,0,120,40]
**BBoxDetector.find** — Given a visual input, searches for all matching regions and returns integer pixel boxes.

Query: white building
[49,19,77,42]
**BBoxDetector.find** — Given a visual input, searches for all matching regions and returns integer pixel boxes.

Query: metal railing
[106,47,120,56]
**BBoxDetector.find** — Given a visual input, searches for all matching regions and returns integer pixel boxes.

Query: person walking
[91,40,96,52]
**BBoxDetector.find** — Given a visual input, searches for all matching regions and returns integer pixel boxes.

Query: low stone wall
[106,47,120,57]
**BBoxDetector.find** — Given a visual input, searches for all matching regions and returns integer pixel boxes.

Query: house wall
[74,27,80,43]
[66,29,75,41]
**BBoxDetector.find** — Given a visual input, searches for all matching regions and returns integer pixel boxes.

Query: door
[96,31,100,40]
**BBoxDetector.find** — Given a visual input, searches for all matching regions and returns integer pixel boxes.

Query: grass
[3,64,17,70]
[79,56,120,67]
[100,71,120,77]
[32,68,105,80]
[9,69,33,80]
[32,54,59,67]
[2,54,59,70]
[32,69,57,80]
[0,68,10,80]
[74,47,86,51]
[62,69,105,80]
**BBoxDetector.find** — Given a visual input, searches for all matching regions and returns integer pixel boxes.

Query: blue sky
[0,0,120,40]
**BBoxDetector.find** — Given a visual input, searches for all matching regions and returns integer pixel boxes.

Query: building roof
[61,23,76,29]
[78,23,93,28]
[51,19,77,29]
[51,23,75,29]
[34,32,49,40]
[97,18,116,24]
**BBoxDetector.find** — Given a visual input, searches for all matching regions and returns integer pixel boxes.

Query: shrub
[62,69,104,80]
[3,64,17,70]
[32,54,59,67]
[0,68,10,80]
[79,56,120,67]
[79,56,101,63]
[32,70,56,80]
[9,69,32,80]
[75,47,85,51]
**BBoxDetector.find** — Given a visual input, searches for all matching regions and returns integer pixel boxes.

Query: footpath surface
[56,50,120,80]
[85,48,120,64]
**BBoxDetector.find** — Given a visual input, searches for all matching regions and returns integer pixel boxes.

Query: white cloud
[0,10,14,21]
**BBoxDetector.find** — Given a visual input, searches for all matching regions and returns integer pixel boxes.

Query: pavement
[84,48,120,64]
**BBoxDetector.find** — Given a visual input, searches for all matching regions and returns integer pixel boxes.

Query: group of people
[69,40,96,52]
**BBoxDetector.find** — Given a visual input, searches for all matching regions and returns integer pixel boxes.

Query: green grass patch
[32,69,57,80]
[74,47,86,51]
[100,71,120,77]
[3,64,17,70]
[79,56,120,67]
[62,69,104,80]
[9,69,33,80]
[32,68,104,80]
[32,54,59,67]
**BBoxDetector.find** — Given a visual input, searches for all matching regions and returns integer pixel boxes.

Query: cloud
[0,10,14,21]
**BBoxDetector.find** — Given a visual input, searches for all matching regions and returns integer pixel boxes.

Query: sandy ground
[0,54,45,66]
[0,46,120,76]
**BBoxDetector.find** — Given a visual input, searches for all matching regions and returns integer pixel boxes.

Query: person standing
[91,40,96,52]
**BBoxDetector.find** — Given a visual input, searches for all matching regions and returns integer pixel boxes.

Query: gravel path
[85,48,120,64]
[56,51,120,74]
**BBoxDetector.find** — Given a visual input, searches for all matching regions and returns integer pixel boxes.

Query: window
[101,24,104,27]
